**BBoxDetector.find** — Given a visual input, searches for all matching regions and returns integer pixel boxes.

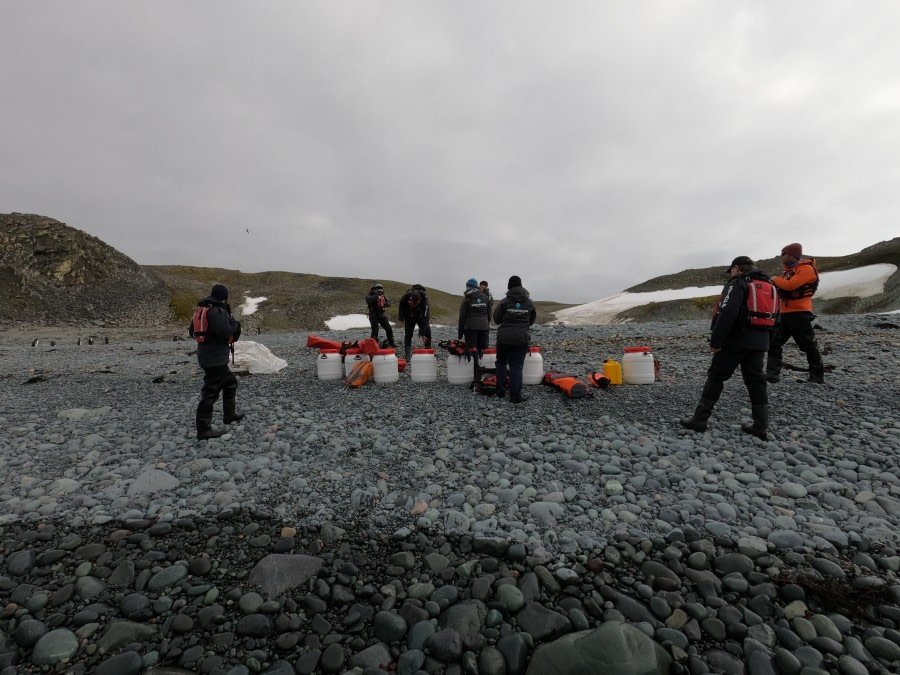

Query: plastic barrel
[447,355,475,384]
[317,349,343,381]
[481,348,497,370]
[372,348,400,383]
[409,349,437,383]
[623,347,655,384]
[343,348,369,377]
[522,347,544,385]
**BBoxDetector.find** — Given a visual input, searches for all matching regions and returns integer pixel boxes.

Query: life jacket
[438,339,476,361]
[345,361,374,388]
[542,372,593,399]
[190,304,234,345]
[470,365,508,395]
[779,259,819,299]
[588,372,611,389]
[357,338,380,356]
[713,273,779,331]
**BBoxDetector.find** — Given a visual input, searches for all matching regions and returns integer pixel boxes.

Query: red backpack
[744,278,779,330]
[190,305,234,344]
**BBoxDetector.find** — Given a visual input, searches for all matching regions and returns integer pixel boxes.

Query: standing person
[479,280,493,303]
[680,257,773,440]
[458,277,491,361]
[493,275,537,404]
[190,284,243,440]
[366,283,395,347]
[398,283,432,361]
[766,243,825,384]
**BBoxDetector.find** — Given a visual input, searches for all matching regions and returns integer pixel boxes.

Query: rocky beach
[1,316,898,674]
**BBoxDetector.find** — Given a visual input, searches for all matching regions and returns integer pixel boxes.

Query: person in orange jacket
[766,243,825,384]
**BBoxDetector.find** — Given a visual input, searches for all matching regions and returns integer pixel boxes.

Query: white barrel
[317,349,343,381]
[447,354,475,384]
[343,348,369,377]
[372,349,400,383]
[623,347,655,384]
[522,347,544,385]
[410,349,437,383]
[481,348,496,370]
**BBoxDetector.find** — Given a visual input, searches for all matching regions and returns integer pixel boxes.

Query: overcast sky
[2,1,898,303]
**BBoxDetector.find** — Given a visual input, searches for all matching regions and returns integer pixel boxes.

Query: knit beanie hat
[211,284,229,301]
[508,275,522,289]
[781,243,803,258]
[466,278,478,288]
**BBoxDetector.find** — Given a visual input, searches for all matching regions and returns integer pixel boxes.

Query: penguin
[104,336,109,344]
[50,341,56,346]
[77,338,82,346]
[88,337,94,346]
[31,339,39,347]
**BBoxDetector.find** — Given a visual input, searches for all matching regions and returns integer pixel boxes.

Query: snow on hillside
[552,264,898,326]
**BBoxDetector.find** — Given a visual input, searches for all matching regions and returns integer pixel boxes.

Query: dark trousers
[767,311,823,372]
[496,343,528,399]
[369,314,394,346]
[196,365,238,430]
[404,317,432,358]
[701,346,767,406]
[464,329,489,360]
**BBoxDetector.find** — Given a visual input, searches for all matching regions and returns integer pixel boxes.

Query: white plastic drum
[410,349,437,383]
[481,348,497,370]
[522,347,544,385]
[447,355,475,384]
[343,348,370,377]
[623,347,656,384]
[372,348,400,383]
[317,349,343,381]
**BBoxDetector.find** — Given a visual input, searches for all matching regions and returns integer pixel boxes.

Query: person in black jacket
[458,278,491,362]
[366,283,395,347]
[492,275,537,404]
[190,284,243,440]
[398,284,431,361]
[680,256,772,440]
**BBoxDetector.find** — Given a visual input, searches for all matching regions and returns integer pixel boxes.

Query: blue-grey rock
[525,621,671,675]
[247,554,324,597]
[31,628,78,666]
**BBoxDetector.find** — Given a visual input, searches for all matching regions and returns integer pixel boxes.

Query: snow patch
[239,296,268,316]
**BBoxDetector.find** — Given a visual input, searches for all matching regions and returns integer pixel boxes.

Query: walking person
[458,278,491,362]
[190,284,243,440]
[680,257,774,440]
[398,283,432,361]
[766,243,825,384]
[366,283,395,347]
[493,275,537,404]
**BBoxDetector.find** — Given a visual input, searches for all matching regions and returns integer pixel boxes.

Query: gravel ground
[0,316,898,674]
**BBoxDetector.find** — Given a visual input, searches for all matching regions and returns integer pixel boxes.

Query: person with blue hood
[458,277,491,362]
[493,275,537,403]
[189,284,243,440]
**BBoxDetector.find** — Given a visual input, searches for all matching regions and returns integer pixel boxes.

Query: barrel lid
[412,349,435,354]
[375,348,396,355]
[482,348,496,354]
[319,349,340,354]
[624,346,651,353]
[529,346,541,353]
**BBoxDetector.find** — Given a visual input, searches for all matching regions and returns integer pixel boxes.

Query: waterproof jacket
[398,285,429,322]
[458,287,491,334]
[193,297,241,368]
[366,289,391,318]
[493,286,537,346]
[710,271,771,351]
[773,258,818,313]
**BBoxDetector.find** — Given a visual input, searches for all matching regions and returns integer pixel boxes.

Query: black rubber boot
[741,405,769,440]
[223,396,245,424]
[404,341,412,363]
[197,425,226,440]
[807,365,825,384]
[680,398,716,432]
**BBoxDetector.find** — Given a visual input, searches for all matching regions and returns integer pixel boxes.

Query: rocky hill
[0,213,172,328]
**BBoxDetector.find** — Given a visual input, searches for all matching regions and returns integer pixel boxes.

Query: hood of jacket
[505,286,530,303]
